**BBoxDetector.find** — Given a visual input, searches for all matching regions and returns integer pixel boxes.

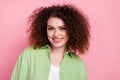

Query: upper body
[11,45,87,80]
[11,4,90,80]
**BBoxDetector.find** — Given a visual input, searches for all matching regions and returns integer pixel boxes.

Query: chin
[51,44,65,48]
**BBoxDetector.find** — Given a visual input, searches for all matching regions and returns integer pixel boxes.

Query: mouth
[52,38,63,43]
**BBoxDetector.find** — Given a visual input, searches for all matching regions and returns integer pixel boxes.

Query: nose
[54,30,60,37]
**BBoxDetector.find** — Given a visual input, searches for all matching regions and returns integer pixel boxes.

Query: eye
[47,26,54,30]
[59,26,66,30]
[60,27,66,29]
[48,27,54,30]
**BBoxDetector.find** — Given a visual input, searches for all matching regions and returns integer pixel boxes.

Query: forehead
[47,17,65,27]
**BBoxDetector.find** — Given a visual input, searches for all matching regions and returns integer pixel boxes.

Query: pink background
[0,0,120,80]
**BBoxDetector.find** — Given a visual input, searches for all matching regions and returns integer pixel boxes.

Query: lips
[52,38,63,43]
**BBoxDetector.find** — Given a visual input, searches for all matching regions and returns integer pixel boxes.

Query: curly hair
[28,4,90,54]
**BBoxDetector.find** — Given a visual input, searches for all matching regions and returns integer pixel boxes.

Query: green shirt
[11,45,87,80]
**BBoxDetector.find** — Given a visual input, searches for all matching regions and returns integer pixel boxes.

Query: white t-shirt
[48,64,60,80]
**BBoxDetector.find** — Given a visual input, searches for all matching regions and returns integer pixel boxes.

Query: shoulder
[19,46,34,57]
[16,47,34,63]
[19,45,50,58]
[71,53,86,68]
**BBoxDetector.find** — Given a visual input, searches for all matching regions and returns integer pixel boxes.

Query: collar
[41,45,73,58]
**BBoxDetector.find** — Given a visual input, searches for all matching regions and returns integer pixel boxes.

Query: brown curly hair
[28,4,90,54]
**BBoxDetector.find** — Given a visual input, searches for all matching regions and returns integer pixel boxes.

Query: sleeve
[79,60,88,80]
[11,48,30,80]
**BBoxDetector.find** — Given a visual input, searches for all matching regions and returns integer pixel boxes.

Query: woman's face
[47,17,69,48]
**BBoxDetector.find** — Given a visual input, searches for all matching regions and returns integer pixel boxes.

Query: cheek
[65,33,69,40]
[47,31,53,37]
[47,33,51,42]
[62,33,69,41]
[63,31,69,37]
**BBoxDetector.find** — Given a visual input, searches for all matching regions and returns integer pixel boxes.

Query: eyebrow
[47,25,66,27]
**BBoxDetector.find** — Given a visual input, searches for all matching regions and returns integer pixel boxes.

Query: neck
[50,46,66,67]
[50,46,66,56]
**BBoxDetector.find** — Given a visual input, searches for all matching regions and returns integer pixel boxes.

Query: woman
[11,4,90,80]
